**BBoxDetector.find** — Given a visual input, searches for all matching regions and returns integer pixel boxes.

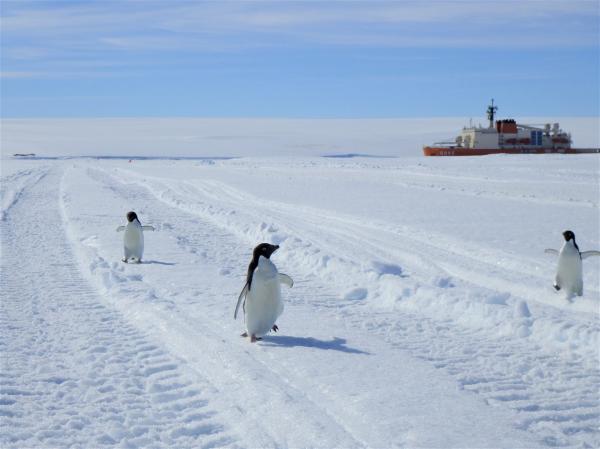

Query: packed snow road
[1,155,598,448]
[1,167,238,448]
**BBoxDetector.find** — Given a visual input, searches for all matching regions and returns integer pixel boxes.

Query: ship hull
[423,146,599,156]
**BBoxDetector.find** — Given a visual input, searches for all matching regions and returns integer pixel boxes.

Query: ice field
[1,154,599,448]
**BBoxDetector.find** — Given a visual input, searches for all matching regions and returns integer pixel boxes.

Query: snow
[1,153,599,448]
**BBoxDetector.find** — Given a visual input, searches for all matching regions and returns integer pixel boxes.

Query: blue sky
[1,0,599,118]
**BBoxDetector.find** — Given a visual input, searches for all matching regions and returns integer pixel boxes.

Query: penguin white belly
[556,245,583,296]
[124,222,144,261]
[245,261,284,338]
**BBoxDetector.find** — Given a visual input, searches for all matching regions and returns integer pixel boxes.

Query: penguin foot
[553,284,561,291]
[122,257,128,263]
[241,332,248,337]
[271,325,279,332]
[250,334,257,343]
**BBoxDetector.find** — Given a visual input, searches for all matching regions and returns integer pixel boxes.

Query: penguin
[545,230,600,299]
[116,211,155,263]
[234,243,293,343]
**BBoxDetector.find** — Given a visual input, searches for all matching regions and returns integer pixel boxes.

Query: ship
[423,100,598,156]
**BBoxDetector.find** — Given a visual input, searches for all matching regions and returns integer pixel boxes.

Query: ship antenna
[487,98,498,128]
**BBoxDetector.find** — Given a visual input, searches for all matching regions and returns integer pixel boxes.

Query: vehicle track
[1,167,237,448]
[100,166,600,448]
[71,165,544,448]
[63,166,369,448]
[111,168,598,315]
[1,166,49,220]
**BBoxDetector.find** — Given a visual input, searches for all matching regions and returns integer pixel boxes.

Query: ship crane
[516,124,543,130]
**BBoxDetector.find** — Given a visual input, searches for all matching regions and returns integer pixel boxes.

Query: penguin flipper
[142,225,155,231]
[581,250,600,260]
[544,248,559,256]
[278,273,294,288]
[234,283,249,319]
[116,226,126,232]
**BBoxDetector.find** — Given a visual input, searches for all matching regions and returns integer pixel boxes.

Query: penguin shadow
[260,335,370,355]
[141,260,177,266]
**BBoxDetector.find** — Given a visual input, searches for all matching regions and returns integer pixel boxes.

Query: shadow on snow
[260,335,370,354]
[142,260,177,266]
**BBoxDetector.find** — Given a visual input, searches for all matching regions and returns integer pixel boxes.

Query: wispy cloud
[1,0,598,119]
[0,71,38,79]
[2,1,598,51]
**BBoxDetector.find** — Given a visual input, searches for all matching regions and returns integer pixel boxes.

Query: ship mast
[486,99,498,129]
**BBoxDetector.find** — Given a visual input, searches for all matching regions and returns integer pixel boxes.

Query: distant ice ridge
[2,117,598,158]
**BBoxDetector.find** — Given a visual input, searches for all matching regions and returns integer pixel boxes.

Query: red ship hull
[423,146,598,156]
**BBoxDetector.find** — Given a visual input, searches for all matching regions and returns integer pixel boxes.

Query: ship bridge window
[531,130,542,146]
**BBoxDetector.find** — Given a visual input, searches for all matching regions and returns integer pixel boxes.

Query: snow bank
[103,156,599,362]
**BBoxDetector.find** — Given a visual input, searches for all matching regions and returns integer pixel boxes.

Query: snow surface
[1,154,599,448]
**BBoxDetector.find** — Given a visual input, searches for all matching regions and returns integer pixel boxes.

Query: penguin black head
[252,243,279,260]
[563,230,579,251]
[126,211,138,223]
[246,243,280,289]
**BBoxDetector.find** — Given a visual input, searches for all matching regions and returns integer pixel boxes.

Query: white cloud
[1,1,597,80]
[0,71,38,79]
[2,1,598,46]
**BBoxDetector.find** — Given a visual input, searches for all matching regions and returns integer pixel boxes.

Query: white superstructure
[456,120,571,151]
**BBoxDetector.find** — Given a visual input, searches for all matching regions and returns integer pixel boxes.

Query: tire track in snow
[62,166,368,448]
[386,169,597,209]
[182,179,600,448]
[0,166,49,221]
[357,310,600,449]
[192,178,598,308]
[1,166,237,449]
[189,177,599,319]
[104,167,599,448]
[67,165,542,448]
[116,170,598,321]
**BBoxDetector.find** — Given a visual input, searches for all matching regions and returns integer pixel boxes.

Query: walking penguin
[116,211,155,263]
[234,243,293,342]
[545,230,600,299]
